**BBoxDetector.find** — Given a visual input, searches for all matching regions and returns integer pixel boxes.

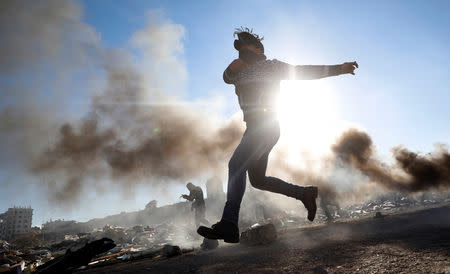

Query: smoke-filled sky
[0,0,449,226]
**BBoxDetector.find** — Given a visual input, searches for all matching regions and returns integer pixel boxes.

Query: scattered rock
[240,223,277,246]
[200,238,219,250]
[161,245,182,257]
[313,266,328,274]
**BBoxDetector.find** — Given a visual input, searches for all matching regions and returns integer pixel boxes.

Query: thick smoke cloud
[0,0,100,75]
[269,128,449,213]
[27,48,243,204]
[332,129,450,192]
[32,111,242,204]
[0,0,243,205]
[0,0,101,169]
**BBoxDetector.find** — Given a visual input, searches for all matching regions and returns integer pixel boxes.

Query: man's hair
[233,27,264,52]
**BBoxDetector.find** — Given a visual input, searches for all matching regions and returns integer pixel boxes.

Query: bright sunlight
[277,80,340,154]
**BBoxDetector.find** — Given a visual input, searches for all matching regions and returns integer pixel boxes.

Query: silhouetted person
[198,27,358,243]
[182,182,210,227]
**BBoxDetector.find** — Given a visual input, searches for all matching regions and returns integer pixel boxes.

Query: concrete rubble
[0,222,191,273]
[317,191,450,222]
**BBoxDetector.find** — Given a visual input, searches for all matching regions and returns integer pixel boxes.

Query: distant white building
[0,206,33,240]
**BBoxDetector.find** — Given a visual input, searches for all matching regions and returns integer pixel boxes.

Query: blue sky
[1,0,449,226]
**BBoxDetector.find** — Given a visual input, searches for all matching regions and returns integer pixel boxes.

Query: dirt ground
[82,205,450,273]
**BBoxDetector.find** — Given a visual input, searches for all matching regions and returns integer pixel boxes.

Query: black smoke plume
[332,129,450,192]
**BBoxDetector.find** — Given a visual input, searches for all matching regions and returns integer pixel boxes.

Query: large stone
[161,245,182,257]
[201,238,219,250]
[240,223,277,246]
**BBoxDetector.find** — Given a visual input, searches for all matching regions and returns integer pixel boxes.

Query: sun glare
[277,80,340,155]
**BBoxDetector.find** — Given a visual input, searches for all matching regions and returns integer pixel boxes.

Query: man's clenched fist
[341,61,359,75]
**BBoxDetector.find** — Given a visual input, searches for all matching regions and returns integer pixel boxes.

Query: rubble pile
[34,238,116,273]
[317,191,450,221]
[0,221,195,273]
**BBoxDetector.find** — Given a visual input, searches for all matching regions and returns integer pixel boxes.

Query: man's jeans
[221,117,305,225]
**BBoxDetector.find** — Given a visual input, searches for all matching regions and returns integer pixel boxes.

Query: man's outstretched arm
[275,61,358,80]
[297,62,358,79]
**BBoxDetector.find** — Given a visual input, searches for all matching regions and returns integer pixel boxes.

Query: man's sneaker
[300,186,318,222]
[197,220,240,243]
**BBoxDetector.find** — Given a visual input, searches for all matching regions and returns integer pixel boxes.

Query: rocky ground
[80,204,450,273]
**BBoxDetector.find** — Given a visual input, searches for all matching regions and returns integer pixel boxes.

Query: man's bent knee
[249,175,267,190]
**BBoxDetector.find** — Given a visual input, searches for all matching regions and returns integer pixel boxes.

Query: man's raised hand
[342,61,358,75]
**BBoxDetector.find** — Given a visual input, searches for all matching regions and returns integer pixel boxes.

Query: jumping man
[198,28,358,243]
